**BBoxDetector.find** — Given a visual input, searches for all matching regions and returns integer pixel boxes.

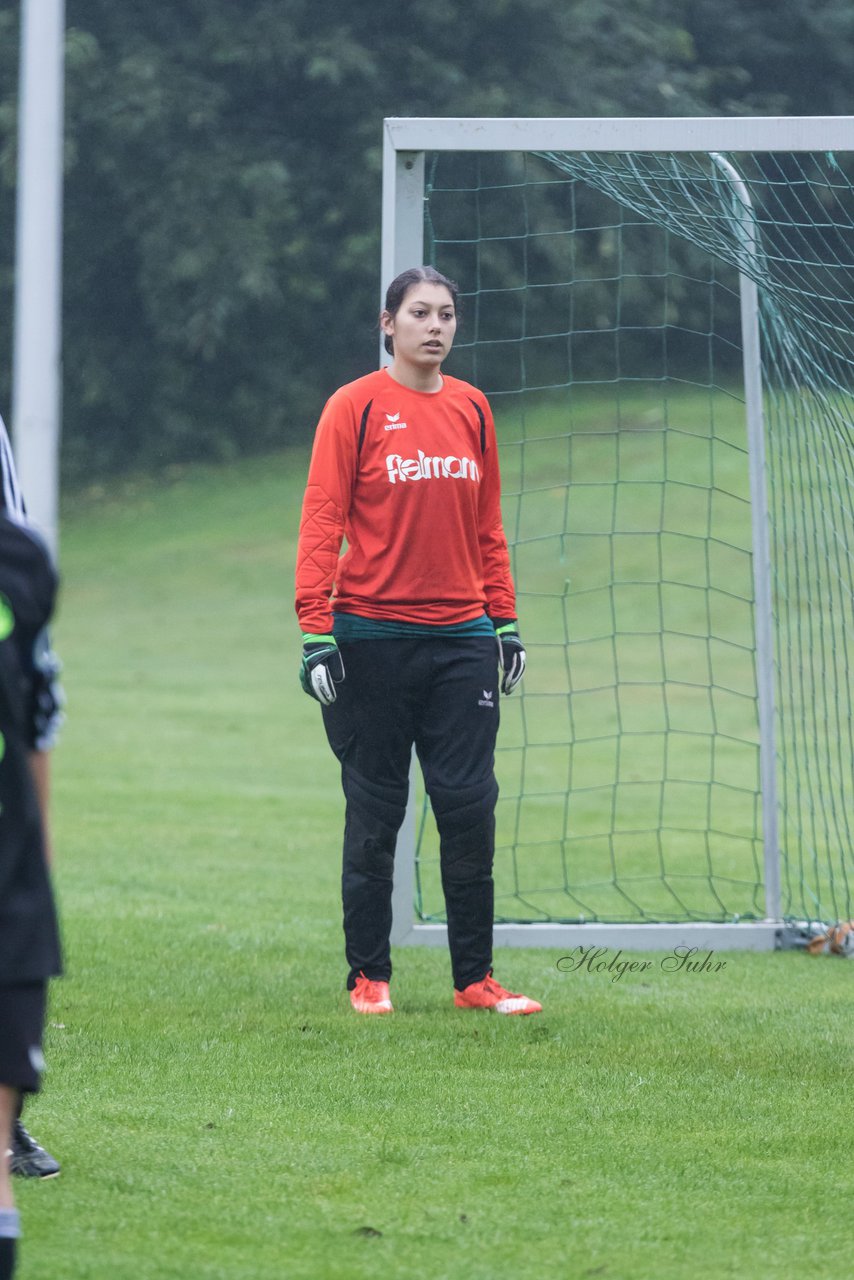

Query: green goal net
[410,143,853,932]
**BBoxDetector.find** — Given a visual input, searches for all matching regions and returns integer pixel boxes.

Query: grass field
[14,421,854,1278]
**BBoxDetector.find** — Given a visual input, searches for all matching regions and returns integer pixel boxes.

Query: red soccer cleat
[350,972,394,1014]
[454,973,542,1015]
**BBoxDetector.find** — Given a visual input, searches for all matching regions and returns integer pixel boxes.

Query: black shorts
[0,981,47,1094]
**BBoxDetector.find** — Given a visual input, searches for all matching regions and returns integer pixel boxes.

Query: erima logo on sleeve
[386,452,480,484]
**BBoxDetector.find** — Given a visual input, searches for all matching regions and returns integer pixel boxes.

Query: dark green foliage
[0,1,850,476]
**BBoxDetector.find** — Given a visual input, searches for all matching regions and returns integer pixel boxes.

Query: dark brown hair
[380,266,460,356]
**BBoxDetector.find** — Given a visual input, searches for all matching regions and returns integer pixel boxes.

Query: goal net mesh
[412,147,854,928]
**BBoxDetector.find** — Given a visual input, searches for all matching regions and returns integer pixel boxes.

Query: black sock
[0,1237,16,1280]
[0,1208,20,1280]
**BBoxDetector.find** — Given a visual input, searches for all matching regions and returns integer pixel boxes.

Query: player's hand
[493,620,526,695]
[300,634,345,705]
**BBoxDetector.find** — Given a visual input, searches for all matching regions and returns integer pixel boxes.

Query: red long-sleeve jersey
[295,368,516,634]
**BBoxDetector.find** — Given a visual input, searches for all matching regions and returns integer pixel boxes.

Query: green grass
[14,420,854,1277]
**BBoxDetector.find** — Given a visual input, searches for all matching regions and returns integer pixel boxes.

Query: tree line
[0,0,851,478]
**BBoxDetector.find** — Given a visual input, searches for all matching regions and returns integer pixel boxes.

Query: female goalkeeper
[294,265,541,1016]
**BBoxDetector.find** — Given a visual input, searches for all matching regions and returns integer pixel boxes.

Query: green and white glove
[300,634,345,706]
[492,618,526,695]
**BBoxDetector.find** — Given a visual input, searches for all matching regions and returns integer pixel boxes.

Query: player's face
[382,283,457,370]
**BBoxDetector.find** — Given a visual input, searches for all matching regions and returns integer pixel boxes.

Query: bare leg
[0,1087,15,1210]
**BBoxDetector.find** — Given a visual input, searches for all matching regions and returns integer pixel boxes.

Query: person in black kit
[0,417,62,1183]
[0,416,64,1280]
[0,509,63,1280]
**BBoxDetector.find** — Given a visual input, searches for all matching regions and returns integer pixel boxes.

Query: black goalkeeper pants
[322,635,500,991]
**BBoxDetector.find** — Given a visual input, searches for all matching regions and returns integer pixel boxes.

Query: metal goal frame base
[391,920,783,951]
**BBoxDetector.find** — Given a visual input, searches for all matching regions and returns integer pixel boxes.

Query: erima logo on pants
[386,451,479,484]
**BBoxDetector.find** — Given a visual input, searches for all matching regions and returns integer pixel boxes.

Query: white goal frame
[382,116,854,952]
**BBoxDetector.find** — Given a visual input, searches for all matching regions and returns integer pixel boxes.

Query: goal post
[383,117,854,952]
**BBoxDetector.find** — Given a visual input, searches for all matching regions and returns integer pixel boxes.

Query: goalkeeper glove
[300,634,345,706]
[492,618,526,695]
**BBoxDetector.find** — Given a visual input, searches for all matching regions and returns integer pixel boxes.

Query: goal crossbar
[384,116,854,154]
